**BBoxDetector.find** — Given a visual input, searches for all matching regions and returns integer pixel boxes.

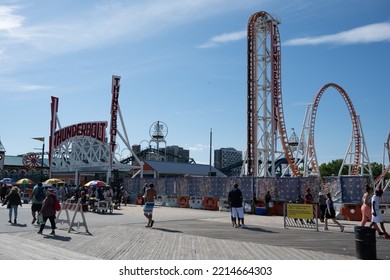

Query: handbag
[37,213,44,224]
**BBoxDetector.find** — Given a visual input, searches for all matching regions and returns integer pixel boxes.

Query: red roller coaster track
[247,11,300,177]
[309,83,361,175]
[247,11,363,177]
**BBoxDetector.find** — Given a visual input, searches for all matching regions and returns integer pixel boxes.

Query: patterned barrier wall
[123,176,371,204]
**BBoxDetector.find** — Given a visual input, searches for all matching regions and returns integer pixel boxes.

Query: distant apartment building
[132,144,191,163]
[161,145,190,163]
[214,147,243,176]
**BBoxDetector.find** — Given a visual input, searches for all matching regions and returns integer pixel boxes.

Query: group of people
[360,184,389,239]
[141,182,249,229]
[70,184,130,209]
[288,185,389,236]
[288,188,344,231]
[0,182,59,235]
[1,179,388,238]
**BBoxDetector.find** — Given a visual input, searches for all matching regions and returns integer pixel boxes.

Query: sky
[0,0,389,167]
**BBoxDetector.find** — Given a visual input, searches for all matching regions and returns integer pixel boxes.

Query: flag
[32,137,45,142]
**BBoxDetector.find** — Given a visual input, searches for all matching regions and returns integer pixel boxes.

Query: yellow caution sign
[287,204,313,220]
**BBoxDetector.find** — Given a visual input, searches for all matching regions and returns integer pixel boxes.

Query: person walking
[228,183,247,228]
[37,188,58,235]
[370,188,390,239]
[265,191,272,216]
[30,182,46,224]
[143,183,157,227]
[360,184,373,227]
[1,183,8,202]
[318,192,327,223]
[2,186,22,224]
[324,192,344,232]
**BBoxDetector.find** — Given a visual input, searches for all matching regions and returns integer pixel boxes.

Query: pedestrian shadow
[54,228,93,236]
[89,212,123,216]
[153,228,183,233]
[11,223,28,228]
[43,235,72,241]
[241,227,276,233]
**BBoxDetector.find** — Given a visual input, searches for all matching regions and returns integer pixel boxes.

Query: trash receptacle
[354,226,376,260]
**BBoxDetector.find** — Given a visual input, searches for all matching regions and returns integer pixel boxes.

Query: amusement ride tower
[245,11,372,178]
[149,121,168,161]
[246,11,300,177]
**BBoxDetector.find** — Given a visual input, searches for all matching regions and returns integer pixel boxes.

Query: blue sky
[0,0,389,166]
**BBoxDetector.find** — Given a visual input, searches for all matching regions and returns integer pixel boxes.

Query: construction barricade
[165,195,178,207]
[155,195,164,206]
[56,199,90,234]
[340,203,362,221]
[176,196,190,208]
[269,199,287,216]
[218,198,230,211]
[202,197,219,211]
[381,204,390,222]
[189,197,203,209]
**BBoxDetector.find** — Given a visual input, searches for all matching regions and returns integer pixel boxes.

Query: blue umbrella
[0,178,15,184]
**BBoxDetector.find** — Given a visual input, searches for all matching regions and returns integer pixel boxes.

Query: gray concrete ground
[0,203,389,260]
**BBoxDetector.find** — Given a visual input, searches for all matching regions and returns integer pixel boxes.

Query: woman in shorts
[324,193,344,232]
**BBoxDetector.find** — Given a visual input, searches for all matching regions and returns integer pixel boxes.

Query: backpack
[35,187,45,202]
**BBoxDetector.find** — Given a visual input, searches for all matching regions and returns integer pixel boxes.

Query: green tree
[319,159,348,176]
[370,162,384,178]
[369,162,390,181]
[319,160,390,179]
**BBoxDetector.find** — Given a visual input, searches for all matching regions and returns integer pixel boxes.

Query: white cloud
[0,80,55,93]
[0,6,24,30]
[285,22,390,46]
[188,144,208,152]
[0,0,237,54]
[197,30,246,48]
[11,84,56,92]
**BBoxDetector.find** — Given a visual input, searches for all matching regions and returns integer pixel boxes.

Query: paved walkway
[0,204,389,260]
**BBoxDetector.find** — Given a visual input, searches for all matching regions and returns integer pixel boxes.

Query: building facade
[214,147,243,177]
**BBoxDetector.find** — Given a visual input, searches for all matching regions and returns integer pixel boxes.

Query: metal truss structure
[50,136,110,173]
[49,76,142,184]
[374,133,390,191]
[246,11,299,177]
[245,11,372,178]
[296,83,371,177]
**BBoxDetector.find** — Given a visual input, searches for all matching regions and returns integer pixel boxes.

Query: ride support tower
[246,11,299,177]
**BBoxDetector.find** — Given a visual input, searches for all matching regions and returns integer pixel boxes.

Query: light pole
[209,128,212,176]
[32,137,45,182]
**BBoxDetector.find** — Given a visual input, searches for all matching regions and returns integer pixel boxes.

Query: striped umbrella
[84,180,107,187]
[15,178,35,185]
